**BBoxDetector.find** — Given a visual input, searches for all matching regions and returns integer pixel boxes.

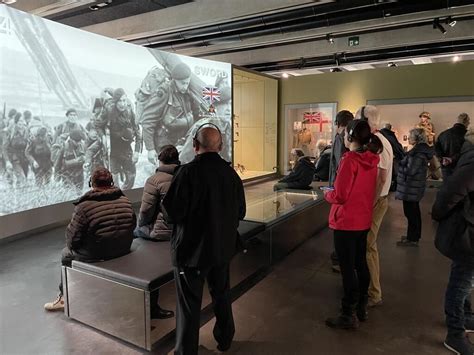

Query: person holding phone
[324,119,383,329]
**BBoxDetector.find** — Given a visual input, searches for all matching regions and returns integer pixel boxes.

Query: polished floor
[0,188,459,354]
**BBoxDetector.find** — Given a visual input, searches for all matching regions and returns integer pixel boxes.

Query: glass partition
[233,68,278,180]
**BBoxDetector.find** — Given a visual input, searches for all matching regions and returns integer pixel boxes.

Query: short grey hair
[355,105,380,130]
[409,128,427,144]
[458,112,470,126]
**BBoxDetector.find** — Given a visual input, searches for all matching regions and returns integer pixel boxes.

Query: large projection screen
[0,5,232,218]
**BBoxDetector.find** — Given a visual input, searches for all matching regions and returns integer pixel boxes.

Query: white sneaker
[44,295,64,311]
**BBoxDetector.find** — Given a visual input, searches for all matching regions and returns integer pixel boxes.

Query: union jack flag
[303,111,330,132]
[202,86,221,104]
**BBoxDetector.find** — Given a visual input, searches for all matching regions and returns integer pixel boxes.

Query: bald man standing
[162,124,246,355]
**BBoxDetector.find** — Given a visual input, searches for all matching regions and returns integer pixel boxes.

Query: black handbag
[435,195,473,262]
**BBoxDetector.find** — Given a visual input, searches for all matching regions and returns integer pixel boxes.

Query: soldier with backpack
[5,116,29,186]
[54,129,86,192]
[25,127,53,186]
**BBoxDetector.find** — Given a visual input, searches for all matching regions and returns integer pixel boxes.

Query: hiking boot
[44,294,64,312]
[444,336,474,355]
[396,239,419,247]
[325,314,358,329]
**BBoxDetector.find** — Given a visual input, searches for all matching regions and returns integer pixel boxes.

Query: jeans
[334,230,370,313]
[445,261,474,338]
[403,200,422,242]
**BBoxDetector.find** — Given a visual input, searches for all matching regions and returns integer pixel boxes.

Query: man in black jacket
[432,130,474,355]
[435,113,470,181]
[380,123,405,191]
[162,124,246,355]
[44,167,135,312]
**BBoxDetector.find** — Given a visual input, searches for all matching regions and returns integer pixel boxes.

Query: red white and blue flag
[303,111,330,132]
[202,86,221,104]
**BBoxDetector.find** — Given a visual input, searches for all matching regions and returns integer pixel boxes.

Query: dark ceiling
[46,0,192,28]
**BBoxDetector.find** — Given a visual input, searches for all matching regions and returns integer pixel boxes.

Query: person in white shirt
[355,105,393,308]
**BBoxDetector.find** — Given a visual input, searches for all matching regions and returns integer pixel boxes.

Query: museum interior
[1,1,474,354]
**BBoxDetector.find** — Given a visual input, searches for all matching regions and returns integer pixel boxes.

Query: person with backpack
[25,127,53,186]
[432,129,474,355]
[324,119,382,329]
[5,116,29,186]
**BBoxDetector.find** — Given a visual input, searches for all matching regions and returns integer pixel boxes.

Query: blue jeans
[445,261,474,337]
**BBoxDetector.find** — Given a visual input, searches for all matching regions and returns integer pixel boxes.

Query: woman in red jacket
[324,119,382,329]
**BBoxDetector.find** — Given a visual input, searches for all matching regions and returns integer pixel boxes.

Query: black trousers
[403,200,422,242]
[334,230,370,313]
[174,263,234,355]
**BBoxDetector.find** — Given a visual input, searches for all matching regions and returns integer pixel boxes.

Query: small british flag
[202,86,221,104]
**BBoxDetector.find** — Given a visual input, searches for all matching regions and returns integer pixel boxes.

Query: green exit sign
[348,36,360,47]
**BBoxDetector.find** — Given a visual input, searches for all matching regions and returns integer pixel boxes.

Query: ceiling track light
[326,34,335,45]
[433,18,447,35]
[446,16,457,27]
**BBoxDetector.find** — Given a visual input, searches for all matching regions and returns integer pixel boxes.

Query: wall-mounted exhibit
[0,5,232,217]
[284,103,336,171]
[233,68,277,180]
[369,98,474,150]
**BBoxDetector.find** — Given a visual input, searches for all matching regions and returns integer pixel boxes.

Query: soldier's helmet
[171,62,191,80]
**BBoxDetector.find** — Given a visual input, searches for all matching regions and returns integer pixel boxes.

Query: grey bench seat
[71,220,266,290]
[65,220,266,350]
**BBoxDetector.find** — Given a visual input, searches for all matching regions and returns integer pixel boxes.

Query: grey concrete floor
[0,188,458,354]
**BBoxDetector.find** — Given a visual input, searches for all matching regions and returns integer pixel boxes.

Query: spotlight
[0,0,17,3]
[453,55,460,62]
[330,68,342,72]
[446,17,457,27]
[433,18,447,35]
[282,73,289,78]
[326,34,335,45]
[388,62,397,67]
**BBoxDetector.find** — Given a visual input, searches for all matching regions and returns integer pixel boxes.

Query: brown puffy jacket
[137,164,178,241]
[66,187,135,260]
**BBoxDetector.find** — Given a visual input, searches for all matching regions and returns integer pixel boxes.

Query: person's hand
[132,152,139,164]
[147,150,157,165]
[33,161,39,169]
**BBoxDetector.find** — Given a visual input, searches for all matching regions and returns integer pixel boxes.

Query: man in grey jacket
[329,110,354,272]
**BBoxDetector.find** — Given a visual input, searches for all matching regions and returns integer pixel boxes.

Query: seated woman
[135,145,180,319]
[274,149,315,191]
[135,145,180,241]
[314,139,332,182]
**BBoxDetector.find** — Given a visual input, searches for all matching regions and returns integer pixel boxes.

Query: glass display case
[245,190,321,224]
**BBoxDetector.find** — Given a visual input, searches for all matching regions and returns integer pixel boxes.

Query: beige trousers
[367,195,389,302]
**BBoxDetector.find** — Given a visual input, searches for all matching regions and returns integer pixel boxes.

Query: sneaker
[325,314,358,329]
[368,299,383,308]
[396,239,419,247]
[444,336,474,355]
[44,295,64,311]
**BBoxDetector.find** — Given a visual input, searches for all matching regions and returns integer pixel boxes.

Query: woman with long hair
[324,119,383,329]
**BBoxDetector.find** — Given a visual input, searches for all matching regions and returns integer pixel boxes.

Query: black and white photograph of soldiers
[0,5,232,216]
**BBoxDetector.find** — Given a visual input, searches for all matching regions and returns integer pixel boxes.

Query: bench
[63,220,266,351]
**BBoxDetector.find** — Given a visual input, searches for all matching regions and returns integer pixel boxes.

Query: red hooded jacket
[325,150,380,231]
